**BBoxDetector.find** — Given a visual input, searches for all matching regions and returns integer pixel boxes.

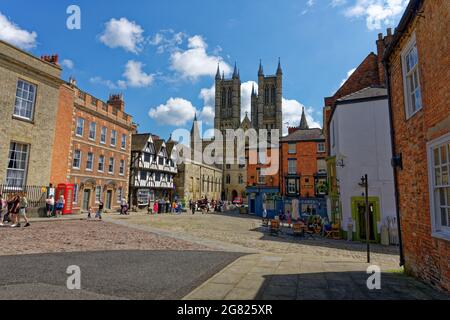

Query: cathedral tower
[214,63,241,133]
[252,59,283,136]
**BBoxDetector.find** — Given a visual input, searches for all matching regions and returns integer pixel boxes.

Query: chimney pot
[378,33,383,40]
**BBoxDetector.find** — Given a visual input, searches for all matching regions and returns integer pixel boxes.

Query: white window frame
[111,130,117,147]
[76,118,85,137]
[73,150,82,169]
[121,133,127,150]
[98,155,105,172]
[288,159,297,175]
[86,152,94,171]
[427,132,450,241]
[95,186,102,204]
[119,159,125,176]
[318,142,325,153]
[100,127,107,144]
[89,122,97,141]
[6,142,30,187]
[73,184,79,204]
[401,32,423,119]
[13,79,37,121]
[117,187,123,203]
[108,157,115,174]
[288,143,296,154]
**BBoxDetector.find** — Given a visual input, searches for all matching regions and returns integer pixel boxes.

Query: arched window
[228,88,232,108]
[221,88,226,107]
[264,86,269,104]
[226,175,231,184]
[271,86,276,105]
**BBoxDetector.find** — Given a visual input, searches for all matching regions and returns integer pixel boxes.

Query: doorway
[351,197,380,242]
[106,190,112,210]
[82,189,91,211]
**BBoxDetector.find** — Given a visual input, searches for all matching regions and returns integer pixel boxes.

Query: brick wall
[50,84,75,184]
[387,0,450,293]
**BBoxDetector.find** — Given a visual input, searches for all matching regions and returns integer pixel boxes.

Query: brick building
[384,0,449,292]
[52,81,135,213]
[282,109,327,199]
[246,144,281,217]
[0,40,62,188]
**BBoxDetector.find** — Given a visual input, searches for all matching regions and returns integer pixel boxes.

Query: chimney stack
[40,54,59,65]
[107,93,125,112]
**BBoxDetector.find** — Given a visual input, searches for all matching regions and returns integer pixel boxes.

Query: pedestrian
[8,194,20,227]
[95,200,104,220]
[191,200,196,215]
[120,198,127,215]
[55,195,65,217]
[12,192,30,228]
[172,201,177,214]
[46,195,55,218]
[0,194,7,226]
[87,207,93,220]
[153,200,159,215]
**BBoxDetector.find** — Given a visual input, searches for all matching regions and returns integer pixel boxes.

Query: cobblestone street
[0,219,208,257]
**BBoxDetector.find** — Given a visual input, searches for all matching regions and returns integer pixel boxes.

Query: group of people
[189,198,224,215]
[45,194,66,218]
[0,193,31,228]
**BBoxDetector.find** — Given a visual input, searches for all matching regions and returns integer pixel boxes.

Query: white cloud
[199,85,216,125]
[307,0,316,7]
[170,35,232,80]
[149,29,186,54]
[283,98,322,135]
[90,76,127,90]
[149,98,197,126]
[123,60,154,88]
[99,18,144,53]
[343,0,408,30]
[331,0,347,7]
[340,67,356,86]
[61,59,74,70]
[0,12,37,50]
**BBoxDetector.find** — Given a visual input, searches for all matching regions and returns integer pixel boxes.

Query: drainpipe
[384,60,405,267]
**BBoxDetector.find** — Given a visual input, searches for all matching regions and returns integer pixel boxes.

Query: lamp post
[359,175,371,264]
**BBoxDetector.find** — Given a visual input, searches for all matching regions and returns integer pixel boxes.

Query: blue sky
[0,0,408,138]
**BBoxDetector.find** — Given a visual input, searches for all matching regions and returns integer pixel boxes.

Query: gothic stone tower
[251,59,283,137]
[214,63,241,132]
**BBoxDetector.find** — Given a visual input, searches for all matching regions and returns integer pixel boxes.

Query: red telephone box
[56,183,74,215]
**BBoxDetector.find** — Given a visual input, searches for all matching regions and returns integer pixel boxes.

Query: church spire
[232,62,238,79]
[299,107,309,130]
[277,57,283,75]
[215,63,221,80]
[258,59,264,76]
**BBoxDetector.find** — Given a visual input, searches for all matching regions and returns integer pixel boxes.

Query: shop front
[246,186,282,218]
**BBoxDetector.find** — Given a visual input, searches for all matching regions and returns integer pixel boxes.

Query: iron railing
[0,185,48,208]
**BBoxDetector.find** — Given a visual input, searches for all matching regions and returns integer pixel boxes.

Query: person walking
[191,200,196,215]
[153,200,159,215]
[9,194,20,227]
[95,200,104,220]
[87,207,93,220]
[120,198,126,215]
[46,195,55,218]
[12,193,30,228]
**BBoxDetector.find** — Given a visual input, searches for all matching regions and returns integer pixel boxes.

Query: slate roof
[282,128,324,142]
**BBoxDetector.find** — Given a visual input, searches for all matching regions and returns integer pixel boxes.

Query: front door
[106,190,112,210]
[351,197,380,242]
[82,190,91,211]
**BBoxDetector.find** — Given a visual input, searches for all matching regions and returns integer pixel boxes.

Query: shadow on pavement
[256,271,448,300]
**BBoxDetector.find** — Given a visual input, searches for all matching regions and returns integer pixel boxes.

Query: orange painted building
[246,146,280,188]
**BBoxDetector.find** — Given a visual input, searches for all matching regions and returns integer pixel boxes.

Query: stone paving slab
[184,253,449,300]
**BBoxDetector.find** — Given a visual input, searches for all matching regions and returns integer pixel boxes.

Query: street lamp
[359,174,371,264]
